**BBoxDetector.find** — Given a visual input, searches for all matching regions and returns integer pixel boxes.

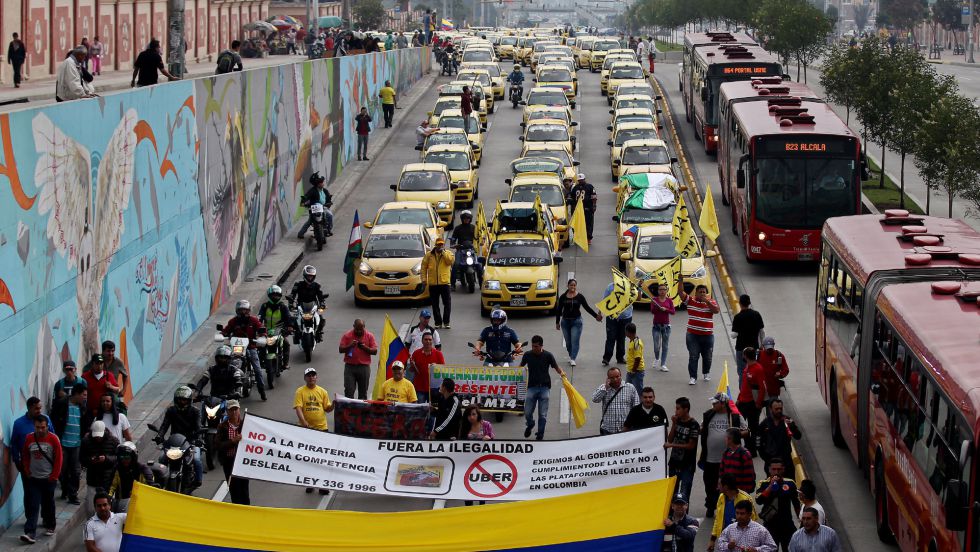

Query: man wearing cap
[53,361,87,403]
[81,354,120,416]
[80,420,120,515]
[51,385,90,504]
[758,337,789,401]
[568,174,597,243]
[421,237,454,329]
[404,310,441,355]
[381,361,418,403]
[663,494,699,552]
[339,319,378,400]
[700,393,747,515]
[417,119,439,147]
[294,367,334,494]
[217,400,249,504]
[55,45,96,102]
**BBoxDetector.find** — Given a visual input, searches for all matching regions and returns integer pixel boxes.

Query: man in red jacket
[222,299,268,401]
[21,416,63,544]
[735,348,767,457]
[81,354,120,415]
[758,336,789,401]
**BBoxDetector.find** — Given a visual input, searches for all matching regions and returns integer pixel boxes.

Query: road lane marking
[211,481,229,503]
[318,490,339,509]
[432,499,447,509]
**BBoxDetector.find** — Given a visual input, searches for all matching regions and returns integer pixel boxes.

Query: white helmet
[235,299,251,312]
[460,210,473,219]
[303,264,317,282]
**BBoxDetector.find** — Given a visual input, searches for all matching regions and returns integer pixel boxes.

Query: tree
[754,0,796,67]
[355,0,389,30]
[791,2,834,81]
[851,37,908,188]
[878,0,927,34]
[931,0,964,48]
[852,3,872,32]
[826,4,839,30]
[820,43,862,124]
[914,90,980,216]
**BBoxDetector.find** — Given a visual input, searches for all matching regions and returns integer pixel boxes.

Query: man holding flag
[568,174,597,245]
[598,269,639,367]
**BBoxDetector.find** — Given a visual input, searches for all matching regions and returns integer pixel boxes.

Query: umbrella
[266,15,301,26]
[317,16,343,28]
[244,20,277,32]
[269,19,292,29]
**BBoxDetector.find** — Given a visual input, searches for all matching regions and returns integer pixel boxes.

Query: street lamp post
[970,0,976,63]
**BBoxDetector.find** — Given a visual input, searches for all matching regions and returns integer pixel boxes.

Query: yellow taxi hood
[359,256,424,272]
[395,189,453,203]
[484,265,555,282]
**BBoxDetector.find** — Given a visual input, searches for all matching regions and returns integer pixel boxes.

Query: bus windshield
[755,157,858,229]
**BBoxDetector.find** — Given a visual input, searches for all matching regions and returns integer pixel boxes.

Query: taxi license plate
[509,297,527,307]
[384,286,401,295]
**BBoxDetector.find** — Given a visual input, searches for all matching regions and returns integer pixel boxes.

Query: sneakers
[569,359,577,366]
[524,426,533,438]
[44,529,55,537]
[703,374,711,382]
[688,378,697,385]
[535,434,544,441]
[601,360,609,366]
[444,323,451,330]
[20,534,35,544]
[660,365,669,372]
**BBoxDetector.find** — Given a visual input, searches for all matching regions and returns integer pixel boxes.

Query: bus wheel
[830,373,847,449]
[874,453,896,544]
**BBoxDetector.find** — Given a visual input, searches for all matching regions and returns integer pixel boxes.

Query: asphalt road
[58,58,889,551]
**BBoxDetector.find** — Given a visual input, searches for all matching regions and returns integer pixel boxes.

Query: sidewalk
[0,53,310,112]
[0,63,436,552]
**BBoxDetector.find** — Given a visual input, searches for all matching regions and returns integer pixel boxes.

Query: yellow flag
[672,196,699,258]
[652,256,683,307]
[570,197,589,253]
[475,201,489,250]
[699,186,720,242]
[371,315,402,400]
[561,375,589,429]
[596,267,639,317]
[717,360,734,398]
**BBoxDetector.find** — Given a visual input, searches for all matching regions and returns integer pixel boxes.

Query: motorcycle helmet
[117,441,138,459]
[490,308,507,326]
[267,285,283,303]
[235,299,251,316]
[460,210,473,222]
[303,264,317,283]
[215,345,232,366]
[513,64,521,71]
[173,385,193,408]
[310,171,326,185]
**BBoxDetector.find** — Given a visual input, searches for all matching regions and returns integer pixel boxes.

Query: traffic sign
[463,454,518,498]
[963,6,971,15]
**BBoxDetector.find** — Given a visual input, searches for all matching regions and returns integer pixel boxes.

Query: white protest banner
[233,414,667,501]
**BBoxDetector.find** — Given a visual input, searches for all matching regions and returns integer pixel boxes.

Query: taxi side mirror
[520,122,526,127]
[619,252,632,261]
[363,221,374,229]
[427,111,433,116]
[612,160,621,166]
[671,157,678,164]
[414,145,423,151]
[607,140,613,146]
[611,215,620,222]
[437,221,448,228]
[554,256,563,264]
[571,121,578,126]
[608,109,614,114]
[519,136,525,141]
[505,178,512,185]
[607,125,613,130]
[389,184,397,190]
[573,161,581,166]
[450,183,460,190]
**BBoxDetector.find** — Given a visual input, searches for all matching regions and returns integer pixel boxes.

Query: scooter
[454,244,481,293]
[292,301,324,363]
[509,83,523,108]
[195,392,226,471]
[308,203,329,251]
[260,327,286,390]
[214,325,259,399]
[147,423,205,495]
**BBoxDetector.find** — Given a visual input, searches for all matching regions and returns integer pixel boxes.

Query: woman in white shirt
[96,393,133,442]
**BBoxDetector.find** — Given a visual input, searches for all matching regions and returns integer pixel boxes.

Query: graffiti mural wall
[0,47,428,528]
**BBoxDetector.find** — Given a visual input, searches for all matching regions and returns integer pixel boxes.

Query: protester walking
[85,492,126,552]
[421,237,454,328]
[217,400,249,504]
[131,39,179,87]
[52,360,87,403]
[51,386,90,504]
[82,354,121,416]
[709,474,758,551]
[700,393,747,514]
[601,283,632,366]
[338,319,378,399]
[758,399,802,474]
[80,420,120,515]
[409,332,444,403]
[736,347,767,456]
[759,337,789,401]
[397,32,409,49]
[731,294,765,385]
[354,107,372,160]
[379,80,397,127]
[678,277,720,385]
[592,367,640,435]
[55,46,96,102]
[715,500,777,552]
[622,386,668,431]
[521,335,565,440]
[621,323,647,393]
[7,33,26,88]
[798,479,826,525]
[789,508,841,552]
[381,361,418,403]
[663,494,699,552]
[554,279,602,366]
[96,393,132,443]
[430,378,462,440]
[720,428,756,492]
[650,283,675,372]
[21,416,62,544]
[215,40,244,74]
[294,367,334,494]
[462,404,494,506]
[11,398,54,528]
[461,86,474,133]
[665,397,699,501]
[755,458,801,552]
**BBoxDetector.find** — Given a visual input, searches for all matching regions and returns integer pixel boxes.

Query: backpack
[216,51,235,74]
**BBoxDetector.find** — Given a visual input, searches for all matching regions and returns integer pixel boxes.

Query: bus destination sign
[759,137,851,155]
[722,66,772,75]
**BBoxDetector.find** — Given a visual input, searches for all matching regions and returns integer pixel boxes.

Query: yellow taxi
[440,81,491,122]
[611,171,684,256]
[461,47,497,64]
[599,54,638,94]
[427,96,462,127]
[435,108,484,155]
[615,82,656,104]
[417,127,480,163]
[537,53,576,75]
[589,38,623,72]
[515,36,540,65]
[529,41,560,71]
[422,144,479,207]
[606,63,647,103]
[454,71,495,113]
[575,37,598,69]
[497,35,519,59]
[353,223,432,307]
[507,172,569,245]
[607,108,658,139]
[364,201,446,243]
[520,118,574,154]
[607,48,638,60]
[523,105,576,145]
[608,122,660,179]
[507,156,565,184]
[521,86,571,123]
[520,142,579,181]
[390,163,456,224]
[460,61,505,100]
[612,138,675,180]
[610,94,657,119]
[534,64,578,104]
[481,204,562,316]
[620,224,714,303]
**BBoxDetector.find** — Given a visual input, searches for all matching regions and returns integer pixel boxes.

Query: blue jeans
[626,370,644,394]
[357,134,369,158]
[560,317,583,360]
[524,386,550,437]
[669,464,696,501]
[685,333,714,378]
[651,324,671,367]
[245,348,266,392]
[735,349,747,388]
[23,478,56,536]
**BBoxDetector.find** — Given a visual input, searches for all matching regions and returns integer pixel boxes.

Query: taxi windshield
[618,85,653,96]
[463,50,493,61]
[603,57,632,69]
[621,204,675,224]
[594,41,620,51]
[531,149,572,166]
[615,129,657,146]
[399,171,450,191]
[637,234,698,259]
[611,67,644,79]
[527,91,569,106]
[459,73,491,86]
[433,100,460,115]
[426,133,469,147]
[622,145,671,165]
[539,69,572,82]
[439,116,479,131]
[529,110,569,123]
[364,234,425,258]
[527,125,569,142]
[512,185,565,205]
[617,98,654,112]
[424,151,471,171]
[615,115,655,126]
[500,37,518,45]
[487,240,552,266]
[377,209,433,227]
[512,159,563,175]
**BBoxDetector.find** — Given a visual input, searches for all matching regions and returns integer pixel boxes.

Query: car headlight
[358,261,373,275]
[634,267,650,280]
[166,448,184,461]
[411,262,422,275]
[437,201,449,209]
[691,266,707,279]
[485,280,501,290]
[205,405,220,418]
[458,180,469,187]
[536,279,553,290]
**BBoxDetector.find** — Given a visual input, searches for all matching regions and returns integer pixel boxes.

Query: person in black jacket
[155,386,203,487]
[429,379,461,440]
[289,265,327,341]
[758,399,802,475]
[7,33,26,88]
[296,172,333,239]
[79,421,119,515]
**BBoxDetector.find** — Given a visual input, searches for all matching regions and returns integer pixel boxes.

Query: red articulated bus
[817,210,980,551]
[680,31,756,94]
[718,77,862,261]
[682,42,781,154]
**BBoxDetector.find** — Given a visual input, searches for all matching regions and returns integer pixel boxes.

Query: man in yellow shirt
[294,367,334,494]
[379,80,397,128]
[381,361,418,403]
[624,322,645,394]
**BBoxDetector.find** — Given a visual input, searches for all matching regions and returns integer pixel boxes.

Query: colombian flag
[121,479,675,551]
[371,314,409,400]
[440,18,455,30]
[623,225,639,240]
[718,360,740,415]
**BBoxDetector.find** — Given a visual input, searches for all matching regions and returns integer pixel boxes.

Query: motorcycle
[509,83,523,108]
[260,327,287,390]
[437,48,457,76]
[308,202,329,251]
[214,325,259,399]
[147,423,205,495]
[292,301,324,362]
[196,393,226,471]
[468,341,528,422]
[454,243,481,293]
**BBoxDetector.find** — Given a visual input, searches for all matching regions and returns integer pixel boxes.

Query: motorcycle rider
[442,40,457,73]
[196,346,243,400]
[450,210,482,292]
[107,441,154,512]
[154,385,203,488]
[221,300,268,401]
[474,308,523,365]
[258,285,295,376]
[296,172,333,240]
[290,265,327,342]
[507,63,524,99]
